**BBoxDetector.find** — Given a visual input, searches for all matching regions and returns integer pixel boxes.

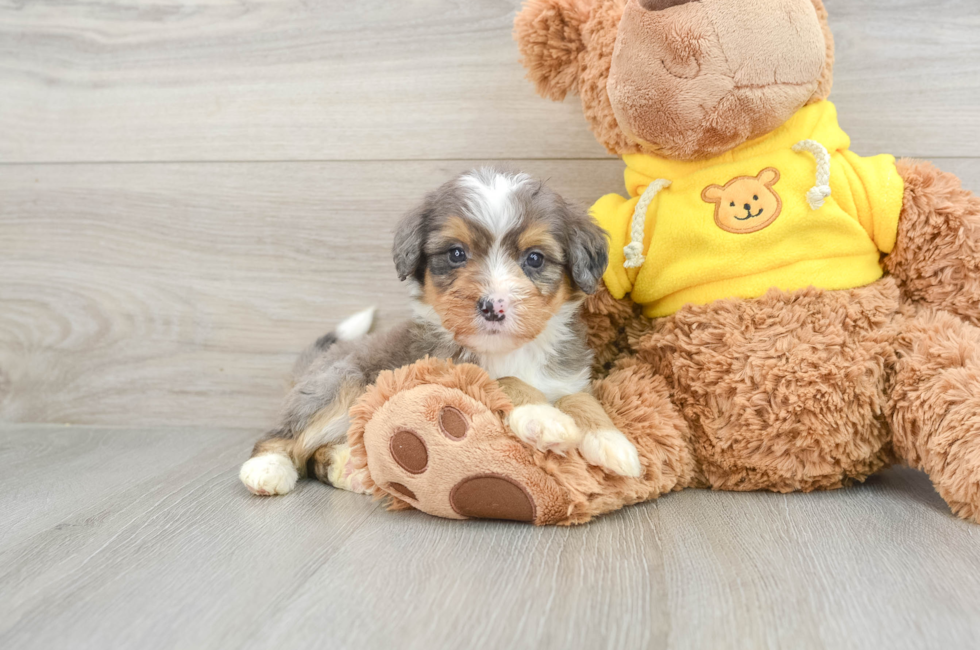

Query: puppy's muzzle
[477,296,508,322]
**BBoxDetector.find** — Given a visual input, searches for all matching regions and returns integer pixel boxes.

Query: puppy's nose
[639,0,695,10]
[478,296,508,322]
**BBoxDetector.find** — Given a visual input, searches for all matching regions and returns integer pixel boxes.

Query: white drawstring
[623,178,671,269]
[792,139,832,210]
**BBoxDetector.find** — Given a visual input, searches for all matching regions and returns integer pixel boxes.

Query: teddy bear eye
[753,195,759,201]
[730,202,736,207]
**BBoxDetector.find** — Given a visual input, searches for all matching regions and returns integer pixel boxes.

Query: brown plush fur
[889,308,980,522]
[634,280,904,493]
[885,159,980,327]
[348,357,692,524]
[517,0,834,159]
[347,358,514,500]
[582,286,643,377]
[350,0,980,525]
[516,0,639,155]
[519,0,980,523]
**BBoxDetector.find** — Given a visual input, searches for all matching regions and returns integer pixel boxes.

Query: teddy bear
[342,0,980,525]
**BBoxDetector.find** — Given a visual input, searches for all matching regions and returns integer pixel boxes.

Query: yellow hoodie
[591,101,905,318]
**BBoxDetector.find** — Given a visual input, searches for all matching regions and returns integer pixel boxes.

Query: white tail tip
[335,306,376,341]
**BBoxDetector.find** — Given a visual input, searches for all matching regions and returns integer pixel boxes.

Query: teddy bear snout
[639,0,696,11]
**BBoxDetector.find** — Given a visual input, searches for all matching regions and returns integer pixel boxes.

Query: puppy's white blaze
[240,454,299,495]
[480,245,521,289]
[459,169,531,236]
[579,429,643,478]
[507,404,583,453]
[475,244,532,334]
[336,306,376,341]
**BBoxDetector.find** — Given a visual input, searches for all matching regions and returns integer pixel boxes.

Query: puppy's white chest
[478,348,590,403]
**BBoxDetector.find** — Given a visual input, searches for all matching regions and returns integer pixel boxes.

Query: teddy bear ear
[514,0,591,101]
[806,0,835,104]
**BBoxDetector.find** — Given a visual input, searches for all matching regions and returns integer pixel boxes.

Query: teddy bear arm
[888,307,980,523]
[883,159,980,326]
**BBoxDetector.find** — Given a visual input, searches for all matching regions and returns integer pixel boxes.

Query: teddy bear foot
[360,383,573,525]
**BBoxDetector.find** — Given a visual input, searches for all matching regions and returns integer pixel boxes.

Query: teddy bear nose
[744,203,752,211]
[638,0,696,10]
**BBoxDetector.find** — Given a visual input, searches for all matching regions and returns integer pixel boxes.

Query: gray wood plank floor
[1,425,979,650]
[3,0,980,648]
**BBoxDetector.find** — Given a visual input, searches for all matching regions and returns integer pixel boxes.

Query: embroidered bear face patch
[702,168,783,234]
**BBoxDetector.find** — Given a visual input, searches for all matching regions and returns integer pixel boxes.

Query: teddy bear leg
[570,359,698,522]
[889,307,980,523]
[346,357,696,525]
[884,159,980,326]
[355,383,576,524]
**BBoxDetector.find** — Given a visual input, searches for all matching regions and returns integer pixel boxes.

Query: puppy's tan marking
[557,393,643,478]
[251,436,294,458]
[440,215,476,250]
[243,380,362,498]
[554,392,617,433]
[516,223,563,261]
[499,376,582,454]
[307,443,337,484]
[497,376,548,406]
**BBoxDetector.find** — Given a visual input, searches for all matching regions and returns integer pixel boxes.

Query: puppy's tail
[292,307,377,380]
[313,306,376,351]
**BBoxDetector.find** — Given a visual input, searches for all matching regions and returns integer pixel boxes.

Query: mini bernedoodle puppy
[240,168,643,497]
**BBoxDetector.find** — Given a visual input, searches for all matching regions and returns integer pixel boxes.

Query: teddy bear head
[515,0,835,161]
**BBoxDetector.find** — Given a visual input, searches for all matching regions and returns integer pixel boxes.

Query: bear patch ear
[514,0,591,101]
[758,168,781,187]
[701,185,724,204]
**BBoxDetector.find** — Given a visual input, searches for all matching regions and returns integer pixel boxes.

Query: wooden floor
[2,1,980,648]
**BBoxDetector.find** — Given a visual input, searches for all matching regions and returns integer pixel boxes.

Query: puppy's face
[393,169,608,354]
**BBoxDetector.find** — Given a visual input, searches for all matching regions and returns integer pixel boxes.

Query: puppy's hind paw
[325,442,372,495]
[506,404,583,454]
[240,453,299,496]
[579,428,643,478]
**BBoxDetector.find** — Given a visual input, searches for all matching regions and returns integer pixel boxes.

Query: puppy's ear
[563,203,609,295]
[392,197,431,282]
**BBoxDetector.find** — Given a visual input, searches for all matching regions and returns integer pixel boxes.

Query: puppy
[240,168,642,497]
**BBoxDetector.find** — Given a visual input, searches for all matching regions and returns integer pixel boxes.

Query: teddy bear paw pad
[449,474,535,522]
[361,384,571,524]
[389,429,428,474]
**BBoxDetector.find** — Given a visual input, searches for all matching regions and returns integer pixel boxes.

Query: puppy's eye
[524,251,545,269]
[447,246,467,266]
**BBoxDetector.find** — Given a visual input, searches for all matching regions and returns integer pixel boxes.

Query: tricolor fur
[240,169,641,499]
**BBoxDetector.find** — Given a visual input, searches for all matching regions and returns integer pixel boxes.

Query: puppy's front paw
[579,428,643,478]
[506,404,582,454]
[240,453,299,496]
